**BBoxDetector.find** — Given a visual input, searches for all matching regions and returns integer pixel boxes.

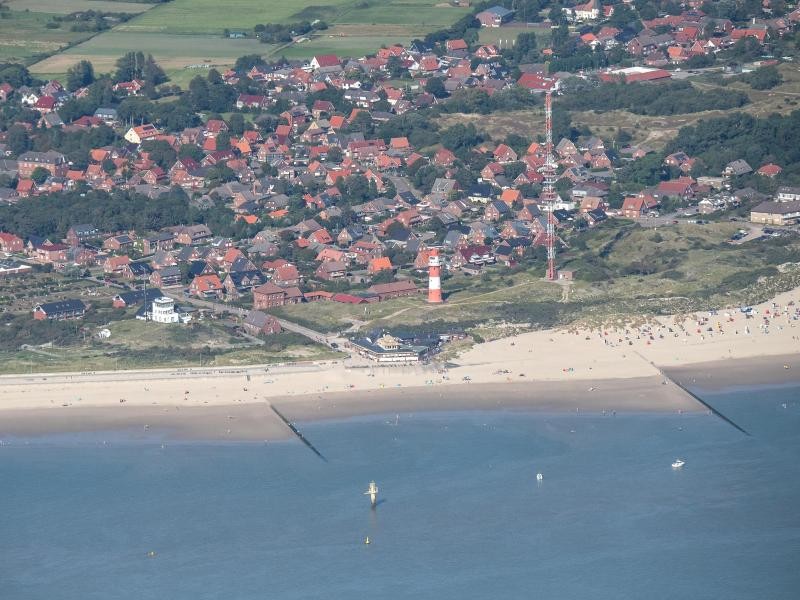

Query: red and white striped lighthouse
[427,248,443,304]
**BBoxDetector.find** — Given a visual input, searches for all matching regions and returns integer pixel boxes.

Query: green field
[478,23,551,48]
[5,0,154,13]
[117,0,467,34]
[0,9,97,63]
[27,0,467,81]
[279,27,416,60]
[30,30,274,76]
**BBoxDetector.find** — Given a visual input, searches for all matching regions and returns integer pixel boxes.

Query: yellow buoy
[364,536,371,545]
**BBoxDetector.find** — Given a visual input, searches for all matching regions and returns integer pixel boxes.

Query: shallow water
[1,385,799,600]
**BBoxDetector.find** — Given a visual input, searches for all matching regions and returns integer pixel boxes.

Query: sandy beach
[1,287,798,440]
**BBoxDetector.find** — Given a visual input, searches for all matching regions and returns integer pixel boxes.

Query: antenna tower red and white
[542,90,558,281]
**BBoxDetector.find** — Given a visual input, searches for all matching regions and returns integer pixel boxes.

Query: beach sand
[0,376,696,441]
[1,287,798,440]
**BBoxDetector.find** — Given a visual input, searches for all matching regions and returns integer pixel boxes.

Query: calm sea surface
[1,385,799,600]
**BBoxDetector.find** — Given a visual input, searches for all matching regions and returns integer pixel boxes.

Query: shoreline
[664,353,800,392]
[2,287,799,441]
[0,376,699,442]
[1,355,797,442]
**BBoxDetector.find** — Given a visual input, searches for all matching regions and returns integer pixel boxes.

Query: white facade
[137,296,191,324]
[151,297,179,323]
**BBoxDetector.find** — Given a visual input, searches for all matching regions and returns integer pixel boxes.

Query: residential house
[493,144,518,163]
[33,242,69,264]
[17,151,67,178]
[724,159,753,177]
[124,124,160,144]
[222,270,266,299]
[112,288,162,309]
[189,274,223,299]
[243,310,282,336]
[757,163,782,178]
[751,200,800,226]
[315,260,348,281]
[173,225,212,245]
[142,232,175,255]
[777,187,800,202]
[368,256,393,274]
[149,265,182,288]
[272,263,302,287]
[476,6,514,27]
[103,255,130,274]
[366,280,419,300]
[120,261,153,281]
[103,234,134,252]
[0,232,24,252]
[485,200,511,221]
[94,108,118,124]
[656,177,695,199]
[33,299,86,320]
[621,196,655,219]
[253,282,302,309]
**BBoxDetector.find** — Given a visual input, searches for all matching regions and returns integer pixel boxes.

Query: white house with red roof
[310,55,341,71]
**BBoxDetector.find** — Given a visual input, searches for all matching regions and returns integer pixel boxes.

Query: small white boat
[536,473,543,481]
[671,459,685,469]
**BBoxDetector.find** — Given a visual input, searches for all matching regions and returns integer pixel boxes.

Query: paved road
[0,361,331,386]
[180,296,352,353]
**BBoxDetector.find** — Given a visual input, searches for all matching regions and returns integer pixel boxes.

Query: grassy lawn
[478,23,552,48]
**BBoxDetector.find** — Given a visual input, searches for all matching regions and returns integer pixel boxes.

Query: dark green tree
[188,76,210,111]
[31,167,49,185]
[141,139,177,170]
[228,112,245,136]
[7,126,31,155]
[425,76,447,98]
[66,60,95,92]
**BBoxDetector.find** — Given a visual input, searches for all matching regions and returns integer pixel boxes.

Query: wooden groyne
[270,404,328,461]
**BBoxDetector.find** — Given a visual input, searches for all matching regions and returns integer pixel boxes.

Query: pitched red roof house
[368,256,393,274]
[311,54,341,69]
[757,163,782,177]
[731,28,767,43]
[189,274,223,298]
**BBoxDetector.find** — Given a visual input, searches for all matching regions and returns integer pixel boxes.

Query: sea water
[1,385,799,600]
